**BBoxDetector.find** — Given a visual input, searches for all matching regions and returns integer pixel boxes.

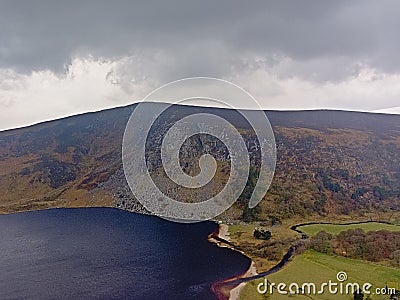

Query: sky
[1,0,400,130]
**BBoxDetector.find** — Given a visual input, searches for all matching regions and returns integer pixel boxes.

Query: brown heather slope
[0,104,399,226]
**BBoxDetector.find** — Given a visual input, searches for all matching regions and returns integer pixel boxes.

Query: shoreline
[228,261,257,300]
[211,219,400,300]
[208,223,258,300]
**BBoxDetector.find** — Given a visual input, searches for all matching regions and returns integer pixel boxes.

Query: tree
[354,291,364,300]
[309,231,333,254]
[254,229,272,240]
[390,250,400,267]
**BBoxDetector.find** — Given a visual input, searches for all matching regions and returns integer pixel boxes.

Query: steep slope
[0,104,399,224]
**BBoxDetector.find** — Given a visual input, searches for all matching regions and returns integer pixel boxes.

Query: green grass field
[239,251,400,300]
[297,222,400,237]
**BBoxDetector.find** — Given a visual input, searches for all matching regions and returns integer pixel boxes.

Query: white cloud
[1,55,399,131]
[0,57,155,130]
[231,66,400,112]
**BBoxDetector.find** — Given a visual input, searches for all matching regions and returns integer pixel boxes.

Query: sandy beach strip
[218,223,230,241]
[209,223,258,300]
[228,261,257,300]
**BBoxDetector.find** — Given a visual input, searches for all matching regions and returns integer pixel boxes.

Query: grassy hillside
[298,222,400,237]
[240,250,400,300]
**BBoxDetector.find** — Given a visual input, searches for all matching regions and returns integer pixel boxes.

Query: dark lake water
[0,208,250,300]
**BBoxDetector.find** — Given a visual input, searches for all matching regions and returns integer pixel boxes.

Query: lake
[0,208,250,299]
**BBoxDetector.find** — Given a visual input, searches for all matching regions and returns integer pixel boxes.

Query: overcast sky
[1,0,400,130]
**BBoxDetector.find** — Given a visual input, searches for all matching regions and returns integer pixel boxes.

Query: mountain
[0,104,399,224]
[374,107,400,114]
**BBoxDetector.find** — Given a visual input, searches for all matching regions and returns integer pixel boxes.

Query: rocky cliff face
[0,104,399,223]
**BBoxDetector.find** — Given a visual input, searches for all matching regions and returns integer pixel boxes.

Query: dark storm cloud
[1,0,400,80]
[2,0,400,131]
